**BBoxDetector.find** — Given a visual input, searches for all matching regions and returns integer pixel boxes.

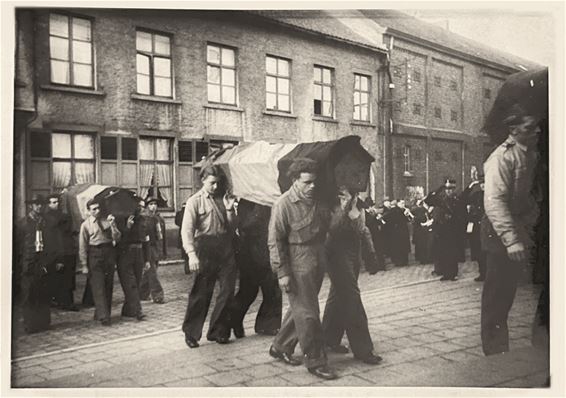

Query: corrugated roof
[360,9,541,72]
[248,10,388,53]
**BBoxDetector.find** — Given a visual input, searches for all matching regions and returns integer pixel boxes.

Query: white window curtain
[75,162,95,184]
[139,163,154,200]
[53,161,72,188]
[156,164,172,206]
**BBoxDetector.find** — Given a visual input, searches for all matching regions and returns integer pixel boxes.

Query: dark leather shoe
[136,313,146,321]
[185,336,199,348]
[233,326,245,338]
[100,319,111,326]
[474,276,485,282]
[269,345,302,366]
[357,353,383,365]
[256,328,279,336]
[308,366,338,380]
[327,344,349,354]
[62,304,80,312]
[215,336,231,344]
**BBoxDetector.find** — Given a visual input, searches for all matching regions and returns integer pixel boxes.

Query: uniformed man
[17,194,60,333]
[429,179,466,281]
[181,165,238,347]
[480,109,541,356]
[115,197,147,320]
[79,198,121,326]
[44,193,79,311]
[463,176,487,282]
[268,158,338,381]
[140,197,165,304]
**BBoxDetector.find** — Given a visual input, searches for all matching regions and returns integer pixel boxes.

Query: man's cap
[86,198,102,209]
[26,194,45,204]
[47,193,60,201]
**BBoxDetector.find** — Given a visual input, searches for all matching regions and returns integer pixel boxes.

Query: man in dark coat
[140,197,166,304]
[17,194,60,333]
[44,194,79,311]
[363,205,386,273]
[464,178,487,281]
[412,199,432,264]
[230,199,282,337]
[383,200,410,266]
[428,179,466,281]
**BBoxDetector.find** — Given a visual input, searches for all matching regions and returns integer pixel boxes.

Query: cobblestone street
[10,256,549,389]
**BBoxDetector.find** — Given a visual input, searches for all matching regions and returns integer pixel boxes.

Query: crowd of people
[14,105,547,381]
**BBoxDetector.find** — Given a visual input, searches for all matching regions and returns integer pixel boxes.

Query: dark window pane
[195,141,209,162]
[314,99,322,115]
[101,136,117,160]
[122,137,138,160]
[30,132,52,158]
[179,141,193,162]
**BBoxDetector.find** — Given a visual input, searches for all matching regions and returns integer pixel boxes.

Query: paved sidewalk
[10,257,549,389]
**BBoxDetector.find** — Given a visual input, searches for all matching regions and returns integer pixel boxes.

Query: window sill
[204,103,244,112]
[263,110,297,119]
[312,116,338,124]
[350,121,376,127]
[41,84,106,96]
[131,93,182,105]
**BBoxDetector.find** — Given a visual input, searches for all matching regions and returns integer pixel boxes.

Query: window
[100,136,138,191]
[49,13,93,87]
[451,152,459,162]
[412,103,422,115]
[413,70,421,83]
[393,66,402,77]
[434,150,443,161]
[265,55,291,112]
[30,132,95,191]
[353,74,370,121]
[207,44,236,104]
[449,80,458,91]
[434,76,441,87]
[451,110,458,122]
[139,138,173,208]
[414,148,422,160]
[484,88,492,99]
[403,145,412,174]
[313,65,334,117]
[136,30,172,97]
[178,141,206,204]
[434,106,442,119]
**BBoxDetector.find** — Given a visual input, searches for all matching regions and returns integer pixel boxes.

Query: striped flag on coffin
[195,135,375,207]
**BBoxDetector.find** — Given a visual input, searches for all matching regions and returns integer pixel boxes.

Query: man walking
[481,108,541,356]
[44,193,79,311]
[268,158,337,380]
[79,198,121,326]
[181,165,238,347]
[115,197,147,320]
[140,197,165,304]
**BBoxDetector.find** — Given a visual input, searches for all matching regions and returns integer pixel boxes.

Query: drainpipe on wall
[384,36,395,200]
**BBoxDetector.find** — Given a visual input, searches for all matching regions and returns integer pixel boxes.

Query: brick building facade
[14,8,388,233]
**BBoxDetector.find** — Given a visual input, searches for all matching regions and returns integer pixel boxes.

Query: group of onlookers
[15,194,167,332]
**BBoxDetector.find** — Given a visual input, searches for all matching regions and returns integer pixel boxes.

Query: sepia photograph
[2,1,564,396]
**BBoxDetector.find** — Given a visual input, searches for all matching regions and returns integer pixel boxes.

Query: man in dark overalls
[140,197,166,304]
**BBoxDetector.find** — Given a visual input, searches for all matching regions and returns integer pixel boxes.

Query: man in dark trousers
[181,165,238,347]
[268,158,337,381]
[115,197,147,320]
[140,197,166,304]
[79,198,121,326]
[429,179,466,281]
[174,204,189,274]
[17,194,60,333]
[230,199,282,338]
[44,193,79,311]
[383,199,410,267]
[480,109,541,356]
[322,186,383,365]
[464,177,487,282]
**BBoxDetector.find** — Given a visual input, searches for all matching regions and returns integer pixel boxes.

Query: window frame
[206,43,238,105]
[353,73,371,122]
[48,12,94,88]
[403,145,412,174]
[412,103,422,115]
[450,109,458,122]
[99,135,139,192]
[413,70,421,83]
[136,29,174,98]
[265,55,292,113]
[139,136,175,210]
[434,76,442,87]
[313,65,335,118]
[434,106,442,119]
